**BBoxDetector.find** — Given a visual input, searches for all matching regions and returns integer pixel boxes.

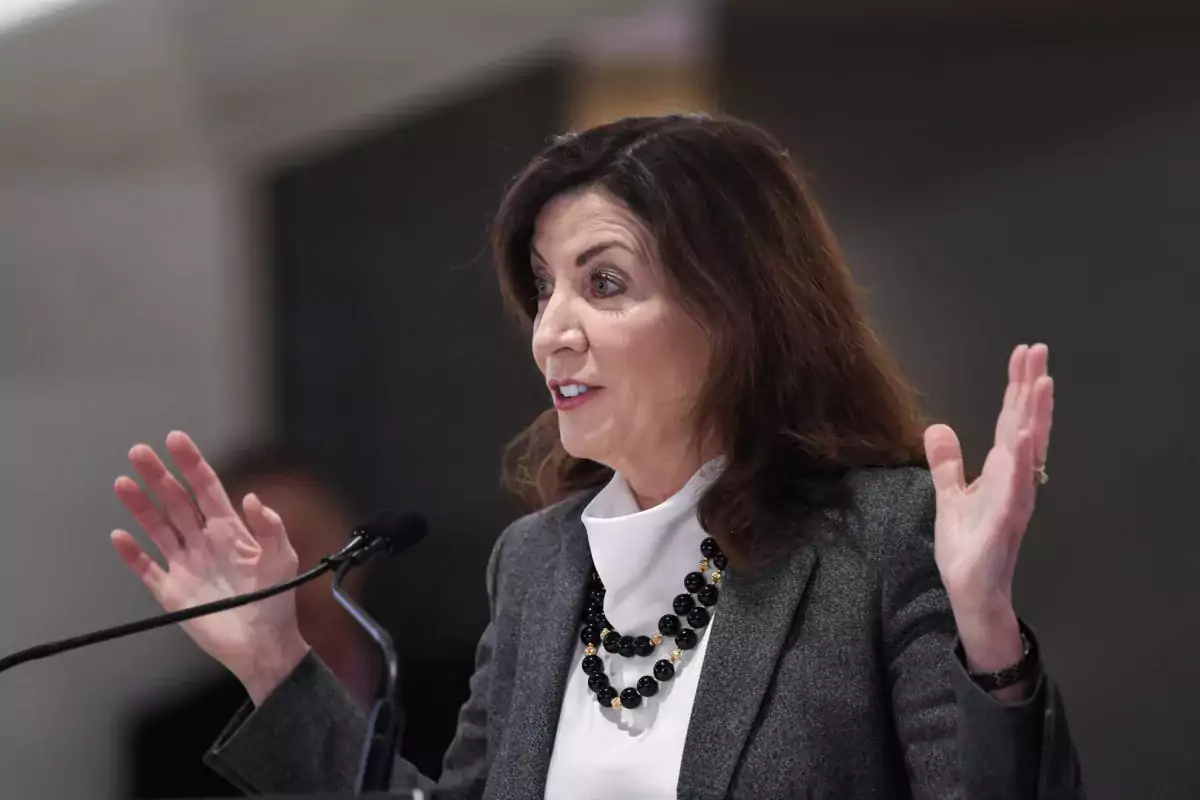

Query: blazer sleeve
[879,470,1086,800]
[203,529,510,798]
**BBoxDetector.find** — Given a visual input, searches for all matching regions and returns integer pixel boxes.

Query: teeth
[559,384,590,398]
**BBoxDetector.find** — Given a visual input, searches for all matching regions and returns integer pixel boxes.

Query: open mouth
[550,381,602,409]
[556,383,592,399]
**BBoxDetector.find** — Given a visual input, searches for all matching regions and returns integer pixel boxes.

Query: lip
[548,380,602,411]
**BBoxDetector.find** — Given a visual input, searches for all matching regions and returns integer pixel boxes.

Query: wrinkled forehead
[531,188,656,265]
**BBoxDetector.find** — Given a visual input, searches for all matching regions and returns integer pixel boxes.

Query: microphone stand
[332,559,399,795]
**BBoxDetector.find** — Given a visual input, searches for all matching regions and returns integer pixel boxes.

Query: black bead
[580,624,602,646]
[618,635,636,658]
[581,655,604,675]
[619,687,643,709]
[637,675,659,697]
[658,614,681,636]
[633,635,654,657]
[684,571,706,593]
[697,584,720,607]
[713,553,727,570]
[676,628,698,650]
[587,673,610,692]
[653,659,675,681]
[700,537,721,558]
[686,606,710,628]
[596,686,618,707]
[602,631,623,653]
[588,588,606,605]
[673,593,695,615]
[585,607,608,625]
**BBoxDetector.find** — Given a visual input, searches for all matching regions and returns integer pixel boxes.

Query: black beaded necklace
[578,536,727,711]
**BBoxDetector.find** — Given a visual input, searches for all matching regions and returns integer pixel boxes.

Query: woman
[110,115,1084,798]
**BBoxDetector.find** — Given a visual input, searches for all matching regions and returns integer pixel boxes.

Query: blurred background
[0,0,1196,797]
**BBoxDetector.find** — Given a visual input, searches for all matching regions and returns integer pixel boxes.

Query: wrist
[240,630,311,706]
[951,599,1023,673]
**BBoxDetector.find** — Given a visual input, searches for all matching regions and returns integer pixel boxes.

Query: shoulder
[484,489,597,602]
[816,465,937,567]
[843,464,935,529]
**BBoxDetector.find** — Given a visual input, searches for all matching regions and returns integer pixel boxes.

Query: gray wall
[719,14,1200,798]
[0,165,266,797]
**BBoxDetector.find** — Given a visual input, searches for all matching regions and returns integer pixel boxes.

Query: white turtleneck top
[543,462,721,799]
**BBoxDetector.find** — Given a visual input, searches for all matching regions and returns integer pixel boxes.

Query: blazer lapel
[489,497,593,799]
[677,541,819,800]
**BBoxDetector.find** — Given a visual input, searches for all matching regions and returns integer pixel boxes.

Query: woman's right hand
[110,430,311,705]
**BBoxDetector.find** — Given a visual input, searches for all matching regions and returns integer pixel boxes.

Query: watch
[967,629,1038,692]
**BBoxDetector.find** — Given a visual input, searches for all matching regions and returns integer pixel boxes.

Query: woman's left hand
[924,343,1054,677]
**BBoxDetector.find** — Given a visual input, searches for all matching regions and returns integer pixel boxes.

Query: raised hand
[110,431,310,703]
[924,344,1054,675]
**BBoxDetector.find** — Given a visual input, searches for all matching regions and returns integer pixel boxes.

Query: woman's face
[530,189,712,477]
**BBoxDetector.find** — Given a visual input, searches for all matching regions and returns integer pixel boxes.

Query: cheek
[604,317,708,404]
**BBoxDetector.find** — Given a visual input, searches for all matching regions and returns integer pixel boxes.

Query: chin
[557,426,609,465]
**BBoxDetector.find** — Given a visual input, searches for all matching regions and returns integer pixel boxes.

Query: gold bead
[650,632,663,646]
[585,644,597,656]
[670,648,684,663]
[600,627,610,639]
[712,569,723,584]
[611,696,623,710]
[698,557,710,572]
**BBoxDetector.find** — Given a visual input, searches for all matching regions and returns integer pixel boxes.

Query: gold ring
[1033,464,1049,486]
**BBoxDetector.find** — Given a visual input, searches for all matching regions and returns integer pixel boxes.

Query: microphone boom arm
[0,535,377,676]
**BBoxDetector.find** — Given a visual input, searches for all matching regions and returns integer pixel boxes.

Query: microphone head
[353,509,429,557]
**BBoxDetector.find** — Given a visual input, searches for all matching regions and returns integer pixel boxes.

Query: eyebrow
[531,240,630,268]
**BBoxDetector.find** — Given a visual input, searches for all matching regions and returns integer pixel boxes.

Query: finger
[129,443,204,542]
[111,529,167,599]
[1004,344,1028,413]
[1020,344,1049,425]
[166,430,237,521]
[924,423,966,497]
[114,475,182,557]
[1025,342,1049,381]
[244,492,287,551]
[1007,428,1037,508]
[996,430,1038,562]
[1031,375,1054,466]
[996,344,1029,446]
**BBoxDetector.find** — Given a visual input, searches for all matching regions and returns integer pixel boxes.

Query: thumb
[924,423,966,497]
[243,492,288,550]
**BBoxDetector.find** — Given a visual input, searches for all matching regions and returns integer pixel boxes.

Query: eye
[533,274,552,301]
[589,269,625,299]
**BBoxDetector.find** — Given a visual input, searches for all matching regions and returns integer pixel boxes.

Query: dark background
[717,11,1200,796]
[268,64,566,777]
[259,9,1197,798]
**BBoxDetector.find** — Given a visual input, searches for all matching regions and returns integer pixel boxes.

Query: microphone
[337,509,428,567]
[0,509,428,677]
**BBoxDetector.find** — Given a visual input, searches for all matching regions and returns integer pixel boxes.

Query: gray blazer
[206,467,1085,799]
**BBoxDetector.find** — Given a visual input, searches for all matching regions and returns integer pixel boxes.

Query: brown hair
[493,114,926,559]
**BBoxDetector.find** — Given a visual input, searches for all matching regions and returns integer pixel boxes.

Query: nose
[532,289,587,365]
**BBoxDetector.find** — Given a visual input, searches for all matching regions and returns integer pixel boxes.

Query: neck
[617,439,721,510]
